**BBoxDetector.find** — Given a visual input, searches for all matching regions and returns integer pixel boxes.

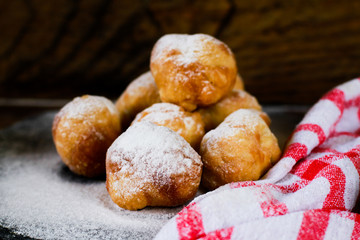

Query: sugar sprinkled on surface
[0,112,183,240]
[131,103,206,149]
[202,109,265,153]
[152,34,231,66]
[108,121,201,180]
[133,103,184,125]
[133,103,199,132]
[125,71,158,97]
[60,95,118,120]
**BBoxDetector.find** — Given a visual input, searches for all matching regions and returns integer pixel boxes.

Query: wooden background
[1,0,360,127]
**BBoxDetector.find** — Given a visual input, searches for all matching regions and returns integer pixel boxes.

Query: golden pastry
[115,71,161,131]
[52,95,121,177]
[197,89,264,131]
[234,74,244,90]
[150,33,237,111]
[132,103,205,150]
[200,109,281,190]
[106,122,202,210]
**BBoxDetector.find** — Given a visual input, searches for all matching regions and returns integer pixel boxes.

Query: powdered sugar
[223,109,265,129]
[0,108,295,239]
[131,103,205,149]
[0,113,184,239]
[210,109,265,141]
[61,95,117,121]
[151,34,231,66]
[54,95,119,145]
[201,109,270,157]
[125,71,158,97]
[133,103,198,131]
[133,103,181,124]
[107,121,201,182]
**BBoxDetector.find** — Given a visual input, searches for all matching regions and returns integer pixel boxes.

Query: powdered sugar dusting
[0,107,299,239]
[202,123,238,153]
[54,95,119,148]
[131,103,205,149]
[101,97,118,116]
[107,122,201,184]
[152,34,230,66]
[61,95,117,120]
[203,109,266,151]
[223,109,265,131]
[0,113,185,239]
[133,103,198,131]
[125,71,158,97]
[133,103,181,124]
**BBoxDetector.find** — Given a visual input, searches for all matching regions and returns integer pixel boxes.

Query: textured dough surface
[115,71,161,131]
[200,109,281,190]
[106,122,202,210]
[150,33,237,111]
[132,103,205,150]
[198,89,263,131]
[234,74,244,90]
[52,95,121,177]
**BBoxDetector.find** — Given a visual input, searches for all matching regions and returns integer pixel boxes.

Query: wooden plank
[0,0,359,104]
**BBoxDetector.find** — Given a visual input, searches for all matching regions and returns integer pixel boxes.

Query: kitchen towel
[155,78,360,240]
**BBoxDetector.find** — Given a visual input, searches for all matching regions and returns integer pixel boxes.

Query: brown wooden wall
[1,0,360,105]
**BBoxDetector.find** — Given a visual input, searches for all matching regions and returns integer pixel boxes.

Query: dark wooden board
[0,1,359,104]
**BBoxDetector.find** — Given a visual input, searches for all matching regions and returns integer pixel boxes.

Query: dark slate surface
[0,107,305,239]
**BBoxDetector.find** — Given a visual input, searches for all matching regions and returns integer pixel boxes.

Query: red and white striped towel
[155,78,360,240]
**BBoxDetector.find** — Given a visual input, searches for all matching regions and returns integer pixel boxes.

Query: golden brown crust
[52,95,121,177]
[115,71,161,131]
[234,74,244,90]
[106,122,202,210]
[197,89,262,131]
[132,103,205,150]
[150,34,237,111]
[200,109,281,190]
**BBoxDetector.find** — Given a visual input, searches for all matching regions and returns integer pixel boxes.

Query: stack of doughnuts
[52,33,281,210]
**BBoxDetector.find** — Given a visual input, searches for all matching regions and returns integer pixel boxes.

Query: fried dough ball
[234,74,244,90]
[52,95,121,177]
[197,89,266,131]
[115,71,161,131]
[150,33,237,111]
[200,109,281,190]
[132,103,205,150]
[106,122,202,210]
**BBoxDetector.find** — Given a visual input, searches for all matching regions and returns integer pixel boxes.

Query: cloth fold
[155,78,360,240]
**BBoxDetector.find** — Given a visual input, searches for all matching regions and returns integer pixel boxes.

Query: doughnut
[150,33,237,111]
[106,122,202,210]
[200,109,281,190]
[234,74,244,90]
[115,71,161,131]
[197,89,269,131]
[132,103,205,150]
[52,95,121,177]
